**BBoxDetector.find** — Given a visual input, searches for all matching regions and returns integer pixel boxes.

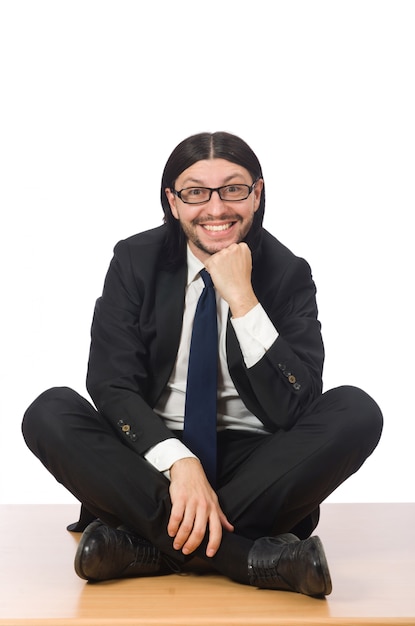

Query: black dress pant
[22,385,382,562]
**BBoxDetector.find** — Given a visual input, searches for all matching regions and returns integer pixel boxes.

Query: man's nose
[206,190,226,214]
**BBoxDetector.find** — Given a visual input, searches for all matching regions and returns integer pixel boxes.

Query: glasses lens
[180,188,211,204]
[220,184,250,201]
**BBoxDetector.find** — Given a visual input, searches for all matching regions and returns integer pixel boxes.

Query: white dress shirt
[145,246,278,475]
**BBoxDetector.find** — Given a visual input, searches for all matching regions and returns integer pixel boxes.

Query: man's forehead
[177,158,251,186]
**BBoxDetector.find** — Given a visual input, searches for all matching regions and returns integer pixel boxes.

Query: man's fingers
[181,507,219,556]
[167,499,185,538]
[204,513,224,557]
[171,503,198,551]
[176,499,208,553]
[220,511,235,533]
[173,522,195,552]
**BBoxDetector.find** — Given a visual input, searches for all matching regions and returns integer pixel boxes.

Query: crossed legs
[22,385,382,591]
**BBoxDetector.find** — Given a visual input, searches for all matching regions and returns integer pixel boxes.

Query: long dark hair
[160,131,266,268]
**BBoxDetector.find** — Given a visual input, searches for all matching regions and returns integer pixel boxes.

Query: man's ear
[165,188,179,219]
[253,178,264,212]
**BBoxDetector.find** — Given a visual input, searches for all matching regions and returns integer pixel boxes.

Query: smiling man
[22,131,383,597]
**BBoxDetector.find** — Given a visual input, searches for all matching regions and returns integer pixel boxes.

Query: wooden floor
[0,503,414,625]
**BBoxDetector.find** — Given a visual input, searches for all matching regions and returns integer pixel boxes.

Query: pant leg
[217,385,383,539]
[22,386,183,561]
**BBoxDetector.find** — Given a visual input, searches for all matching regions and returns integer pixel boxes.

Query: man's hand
[204,242,258,318]
[167,457,234,558]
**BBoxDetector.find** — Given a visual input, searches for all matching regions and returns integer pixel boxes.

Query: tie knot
[200,268,213,288]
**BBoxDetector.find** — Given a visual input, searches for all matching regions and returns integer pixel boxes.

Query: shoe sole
[309,535,332,596]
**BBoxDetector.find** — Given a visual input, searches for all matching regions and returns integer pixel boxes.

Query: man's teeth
[203,223,233,232]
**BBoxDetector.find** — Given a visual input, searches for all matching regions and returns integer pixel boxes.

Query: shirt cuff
[145,438,198,480]
[231,303,278,368]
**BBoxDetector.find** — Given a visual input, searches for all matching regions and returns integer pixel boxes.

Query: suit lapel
[153,265,187,397]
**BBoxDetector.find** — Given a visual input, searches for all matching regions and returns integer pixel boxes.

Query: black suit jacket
[86,225,324,456]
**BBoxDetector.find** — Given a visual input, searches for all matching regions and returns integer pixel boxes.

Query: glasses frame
[171,180,258,205]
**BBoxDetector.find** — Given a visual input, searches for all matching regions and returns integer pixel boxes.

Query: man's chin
[194,229,245,255]
[193,238,233,257]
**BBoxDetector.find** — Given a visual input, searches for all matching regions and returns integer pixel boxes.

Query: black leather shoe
[74,520,175,582]
[247,533,332,597]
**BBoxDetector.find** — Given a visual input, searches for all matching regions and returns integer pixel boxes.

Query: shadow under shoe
[248,533,332,597]
[75,520,178,582]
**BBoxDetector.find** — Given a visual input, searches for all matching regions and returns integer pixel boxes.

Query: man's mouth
[202,222,235,232]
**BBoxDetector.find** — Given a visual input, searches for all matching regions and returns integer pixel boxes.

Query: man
[22,131,383,597]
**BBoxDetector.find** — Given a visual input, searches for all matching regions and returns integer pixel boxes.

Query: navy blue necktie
[183,269,218,487]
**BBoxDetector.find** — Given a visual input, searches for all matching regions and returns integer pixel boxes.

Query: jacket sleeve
[230,254,324,432]
[86,238,177,455]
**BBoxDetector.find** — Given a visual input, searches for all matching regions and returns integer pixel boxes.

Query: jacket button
[293,382,301,391]
[288,375,296,384]
[121,424,131,433]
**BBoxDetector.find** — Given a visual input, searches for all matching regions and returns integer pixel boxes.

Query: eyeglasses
[171,181,258,205]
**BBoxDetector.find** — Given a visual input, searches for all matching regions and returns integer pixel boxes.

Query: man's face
[165,158,263,263]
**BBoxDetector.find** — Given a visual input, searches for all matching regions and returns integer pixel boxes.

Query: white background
[0,0,414,504]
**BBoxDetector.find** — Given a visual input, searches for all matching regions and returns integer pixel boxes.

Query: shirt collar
[186,245,205,287]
